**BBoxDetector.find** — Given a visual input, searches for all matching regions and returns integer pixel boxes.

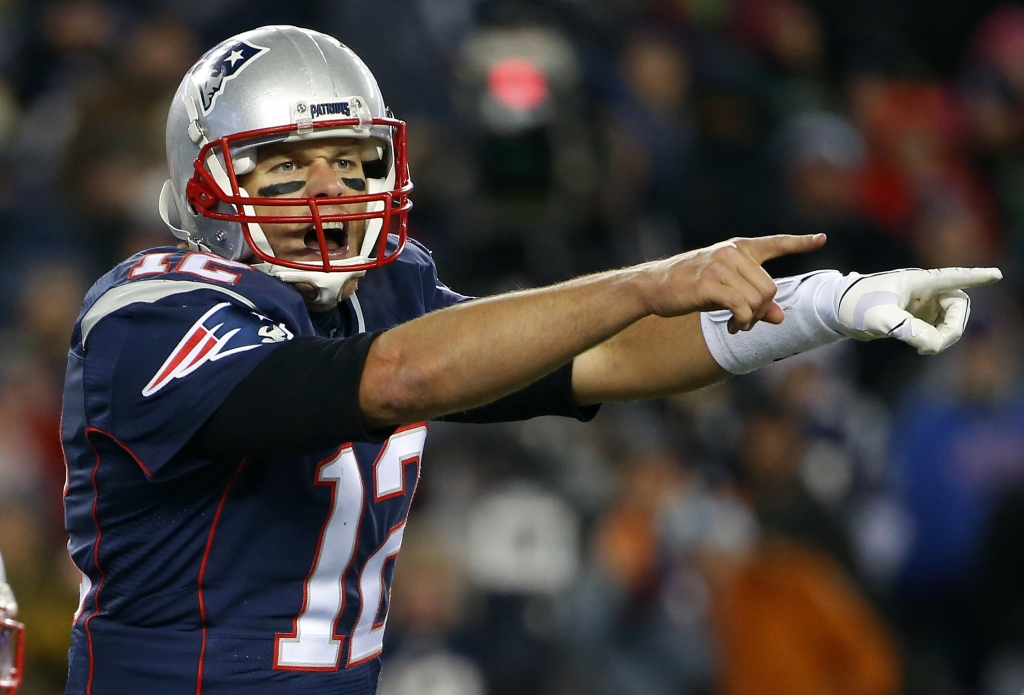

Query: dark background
[2,1,1024,694]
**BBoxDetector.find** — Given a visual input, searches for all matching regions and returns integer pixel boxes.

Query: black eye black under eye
[341,178,366,191]
[257,181,305,197]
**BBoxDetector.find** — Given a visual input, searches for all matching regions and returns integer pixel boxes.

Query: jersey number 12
[274,425,427,670]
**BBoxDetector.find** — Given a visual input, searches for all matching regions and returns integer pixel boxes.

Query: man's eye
[273,162,296,173]
[333,159,354,170]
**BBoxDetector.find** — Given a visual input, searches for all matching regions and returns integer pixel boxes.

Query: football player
[61,25,999,695]
[0,550,23,695]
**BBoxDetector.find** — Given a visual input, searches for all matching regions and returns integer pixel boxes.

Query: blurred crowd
[1,0,1024,693]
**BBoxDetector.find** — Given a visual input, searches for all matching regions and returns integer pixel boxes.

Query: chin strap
[255,263,366,307]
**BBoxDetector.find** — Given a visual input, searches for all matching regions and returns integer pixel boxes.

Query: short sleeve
[409,239,471,313]
[426,276,469,312]
[82,290,297,476]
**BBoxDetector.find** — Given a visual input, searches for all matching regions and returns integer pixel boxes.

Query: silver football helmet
[160,25,412,306]
[0,553,22,695]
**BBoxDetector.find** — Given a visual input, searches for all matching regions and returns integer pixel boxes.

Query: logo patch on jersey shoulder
[258,324,291,343]
[194,39,268,115]
[142,303,290,397]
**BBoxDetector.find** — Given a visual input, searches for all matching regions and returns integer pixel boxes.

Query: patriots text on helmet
[310,101,351,118]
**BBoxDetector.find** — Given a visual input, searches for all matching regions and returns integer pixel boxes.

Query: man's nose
[304,159,344,198]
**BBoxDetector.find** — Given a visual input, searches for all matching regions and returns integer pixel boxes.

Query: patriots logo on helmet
[195,40,268,115]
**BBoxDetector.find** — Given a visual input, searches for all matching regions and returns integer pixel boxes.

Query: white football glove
[836,267,1002,354]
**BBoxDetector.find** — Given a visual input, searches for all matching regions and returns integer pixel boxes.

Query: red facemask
[0,616,23,695]
[185,117,412,273]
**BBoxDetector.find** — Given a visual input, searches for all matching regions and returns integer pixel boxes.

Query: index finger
[736,234,826,265]
[912,267,1003,295]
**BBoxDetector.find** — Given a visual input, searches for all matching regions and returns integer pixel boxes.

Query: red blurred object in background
[487,58,549,112]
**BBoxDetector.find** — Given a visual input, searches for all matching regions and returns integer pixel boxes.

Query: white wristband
[700,270,847,374]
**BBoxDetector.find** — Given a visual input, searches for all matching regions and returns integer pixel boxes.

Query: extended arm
[194,237,999,456]
[360,268,648,425]
[360,235,821,426]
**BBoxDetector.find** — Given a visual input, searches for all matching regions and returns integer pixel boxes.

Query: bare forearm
[360,269,648,425]
[360,234,826,425]
[572,313,729,405]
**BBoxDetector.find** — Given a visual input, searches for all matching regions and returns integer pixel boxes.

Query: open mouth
[302,222,350,258]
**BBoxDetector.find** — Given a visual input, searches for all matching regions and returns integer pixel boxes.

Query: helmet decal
[194,40,269,115]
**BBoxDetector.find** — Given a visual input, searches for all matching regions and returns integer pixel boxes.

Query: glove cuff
[700,270,847,375]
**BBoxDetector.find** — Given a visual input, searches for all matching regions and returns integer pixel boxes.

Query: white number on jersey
[127,251,248,284]
[274,425,427,670]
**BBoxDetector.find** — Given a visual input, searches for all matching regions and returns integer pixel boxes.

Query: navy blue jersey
[62,239,466,694]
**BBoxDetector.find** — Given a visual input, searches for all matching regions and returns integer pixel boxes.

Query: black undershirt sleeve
[436,363,600,424]
[191,333,392,458]
[190,334,601,459]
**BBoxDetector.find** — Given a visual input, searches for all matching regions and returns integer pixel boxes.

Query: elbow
[359,335,434,425]
[571,346,610,406]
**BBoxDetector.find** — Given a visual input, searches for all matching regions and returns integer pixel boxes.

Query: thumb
[738,233,826,265]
